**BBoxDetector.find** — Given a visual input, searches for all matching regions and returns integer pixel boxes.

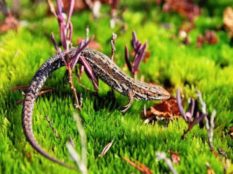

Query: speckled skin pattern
[22,48,170,167]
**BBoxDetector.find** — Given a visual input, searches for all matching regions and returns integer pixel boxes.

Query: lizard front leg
[121,90,135,113]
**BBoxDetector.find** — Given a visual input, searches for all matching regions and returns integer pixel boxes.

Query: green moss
[0,1,233,174]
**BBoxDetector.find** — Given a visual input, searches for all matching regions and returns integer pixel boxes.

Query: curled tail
[22,54,74,169]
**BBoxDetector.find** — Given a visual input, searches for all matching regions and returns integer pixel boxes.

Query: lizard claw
[120,105,130,113]
[120,90,135,113]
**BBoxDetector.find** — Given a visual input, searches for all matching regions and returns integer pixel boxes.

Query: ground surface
[0,1,233,174]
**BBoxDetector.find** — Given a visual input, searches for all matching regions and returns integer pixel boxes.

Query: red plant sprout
[55,0,74,51]
[176,88,217,152]
[125,32,147,78]
[49,0,97,84]
[48,0,99,108]
[124,46,132,72]
[176,89,206,138]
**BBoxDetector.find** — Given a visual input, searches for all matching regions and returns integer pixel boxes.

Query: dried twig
[66,113,87,174]
[84,0,101,18]
[206,162,215,174]
[50,32,60,53]
[156,152,178,174]
[111,33,117,60]
[92,1,101,18]
[123,157,152,174]
[197,90,207,115]
[67,66,82,109]
[205,110,216,151]
[84,0,93,9]
[176,89,187,120]
[45,115,60,139]
[109,0,120,28]
[13,86,54,104]
[98,140,114,157]
[85,27,89,41]
[197,90,216,151]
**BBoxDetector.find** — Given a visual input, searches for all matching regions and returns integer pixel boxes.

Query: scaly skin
[22,48,170,168]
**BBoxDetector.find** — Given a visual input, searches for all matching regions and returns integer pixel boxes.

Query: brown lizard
[22,48,170,168]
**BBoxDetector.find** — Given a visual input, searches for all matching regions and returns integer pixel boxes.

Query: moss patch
[0,1,233,174]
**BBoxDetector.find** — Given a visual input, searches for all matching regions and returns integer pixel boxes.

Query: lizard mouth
[157,88,170,100]
[146,86,171,100]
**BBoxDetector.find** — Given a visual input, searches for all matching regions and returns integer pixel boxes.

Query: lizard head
[145,84,170,100]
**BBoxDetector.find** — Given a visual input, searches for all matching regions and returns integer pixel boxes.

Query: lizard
[22,47,170,168]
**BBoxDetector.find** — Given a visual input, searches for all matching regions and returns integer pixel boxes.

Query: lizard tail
[22,55,75,169]
[23,92,74,169]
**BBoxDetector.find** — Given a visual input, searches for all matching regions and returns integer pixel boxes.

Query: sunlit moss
[0,1,233,174]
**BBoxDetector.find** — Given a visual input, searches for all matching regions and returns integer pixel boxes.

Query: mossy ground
[0,1,233,174]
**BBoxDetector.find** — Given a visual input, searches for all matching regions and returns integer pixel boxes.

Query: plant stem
[67,66,81,109]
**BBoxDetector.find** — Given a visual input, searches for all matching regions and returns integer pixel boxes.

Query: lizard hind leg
[121,90,135,113]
